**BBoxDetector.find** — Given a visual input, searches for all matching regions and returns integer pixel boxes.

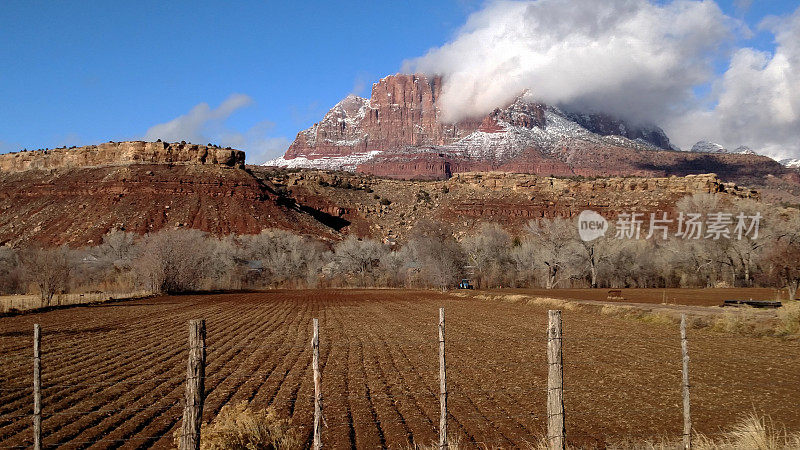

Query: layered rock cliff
[250,168,762,244]
[0,141,245,174]
[268,74,792,184]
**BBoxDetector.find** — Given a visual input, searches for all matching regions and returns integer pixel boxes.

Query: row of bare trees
[1,194,798,303]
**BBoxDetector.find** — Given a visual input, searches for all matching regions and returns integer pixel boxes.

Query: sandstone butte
[0,139,781,247]
[0,141,245,173]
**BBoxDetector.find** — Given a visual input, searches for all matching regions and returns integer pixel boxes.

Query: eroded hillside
[0,140,776,247]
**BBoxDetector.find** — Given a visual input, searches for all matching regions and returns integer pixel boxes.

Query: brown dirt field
[495,287,789,307]
[0,289,798,449]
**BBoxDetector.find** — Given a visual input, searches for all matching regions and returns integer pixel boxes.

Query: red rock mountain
[269,74,790,182]
[2,140,782,247]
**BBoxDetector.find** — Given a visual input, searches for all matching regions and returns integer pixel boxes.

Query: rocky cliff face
[269,73,793,184]
[281,75,483,163]
[251,168,761,244]
[0,141,245,174]
[0,163,334,247]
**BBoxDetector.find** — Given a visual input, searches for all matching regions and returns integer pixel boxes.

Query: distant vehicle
[458,279,473,289]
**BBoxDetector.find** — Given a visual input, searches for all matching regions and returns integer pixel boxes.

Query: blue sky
[1,0,799,162]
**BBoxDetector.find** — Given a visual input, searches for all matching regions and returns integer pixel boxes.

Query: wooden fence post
[438,307,448,450]
[547,310,565,450]
[33,324,41,450]
[681,314,692,450]
[180,319,206,450]
[312,318,323,450]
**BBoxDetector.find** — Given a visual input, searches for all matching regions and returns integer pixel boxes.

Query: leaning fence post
[180,319,206,450]
[681,314,692,450]
[438,307,448,449]
[33,324,41,450]
[312,318,323,450]
[547,310,565,450]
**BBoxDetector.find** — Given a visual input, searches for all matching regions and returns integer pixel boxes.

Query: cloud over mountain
[405,0,800,160]
[144,94,288,164]
[404,0,733,126]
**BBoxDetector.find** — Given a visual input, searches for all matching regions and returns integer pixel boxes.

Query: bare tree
[0,246,23,295]
[575,236,624,288]
[96,230,137,265]
[765,215,800,301]
[460,223,513,288]
[516,218,578,289]
[132,229,215,293]
[240,229,326,287]
[401,220,465,290]
[331,236,388,286]
[20,246,71,307]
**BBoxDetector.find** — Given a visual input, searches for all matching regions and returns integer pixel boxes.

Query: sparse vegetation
[195,402,300,450]
[0,193,798,309]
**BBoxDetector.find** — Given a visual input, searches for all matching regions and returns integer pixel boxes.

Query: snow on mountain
[266,75,786,180]
[690,141,756,155]
[268,95,664,171]
[690,141,727,153]
[779,158,800,168]
[265,150,382,171]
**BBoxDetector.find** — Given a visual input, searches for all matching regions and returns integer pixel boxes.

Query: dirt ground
[498,287,789,307]
[0,289,798,449]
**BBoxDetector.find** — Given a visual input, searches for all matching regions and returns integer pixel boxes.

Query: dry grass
[475,292,582,311]
[776,301,800,335]
[599,305,679,325]
[710,309,761,334]
[413,413,800,449]
[604,412,800,449]
[0,290,152,314]
[407,436,463,449]
[693,412,800,450]
[524,296,581,311]
[600,302,800,339]
[187,402,301,450]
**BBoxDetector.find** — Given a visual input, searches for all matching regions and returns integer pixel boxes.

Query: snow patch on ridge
[690,141,756,155]
[265,151,383,171]
[780,158,800,168]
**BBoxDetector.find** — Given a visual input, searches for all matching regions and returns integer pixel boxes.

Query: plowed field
[1,290,798,448]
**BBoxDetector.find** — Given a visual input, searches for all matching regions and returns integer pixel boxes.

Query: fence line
[546,310,565,450]
[681,314,692,450]
[438,307,448,450]
[179,319,205,450]
[32,324,41,450]
[312,318,322,450]
[8,309,783,449]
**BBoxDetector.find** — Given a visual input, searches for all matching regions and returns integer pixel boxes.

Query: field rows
[1,290,799,448]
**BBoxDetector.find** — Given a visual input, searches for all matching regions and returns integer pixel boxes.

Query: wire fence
[1,307,799,449]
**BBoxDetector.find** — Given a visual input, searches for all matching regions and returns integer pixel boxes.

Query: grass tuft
[180,401,301,450]
[776,301,800,335]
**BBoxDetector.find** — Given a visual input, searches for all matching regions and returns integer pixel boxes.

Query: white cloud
[734,0,752,14]
[403,0,734,126]
[217,120,290,165]
[144,94,254,144]
[144,94,289,164]
[666,6,800,159]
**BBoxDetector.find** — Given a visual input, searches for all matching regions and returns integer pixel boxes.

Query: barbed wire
[1,316,798,448]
